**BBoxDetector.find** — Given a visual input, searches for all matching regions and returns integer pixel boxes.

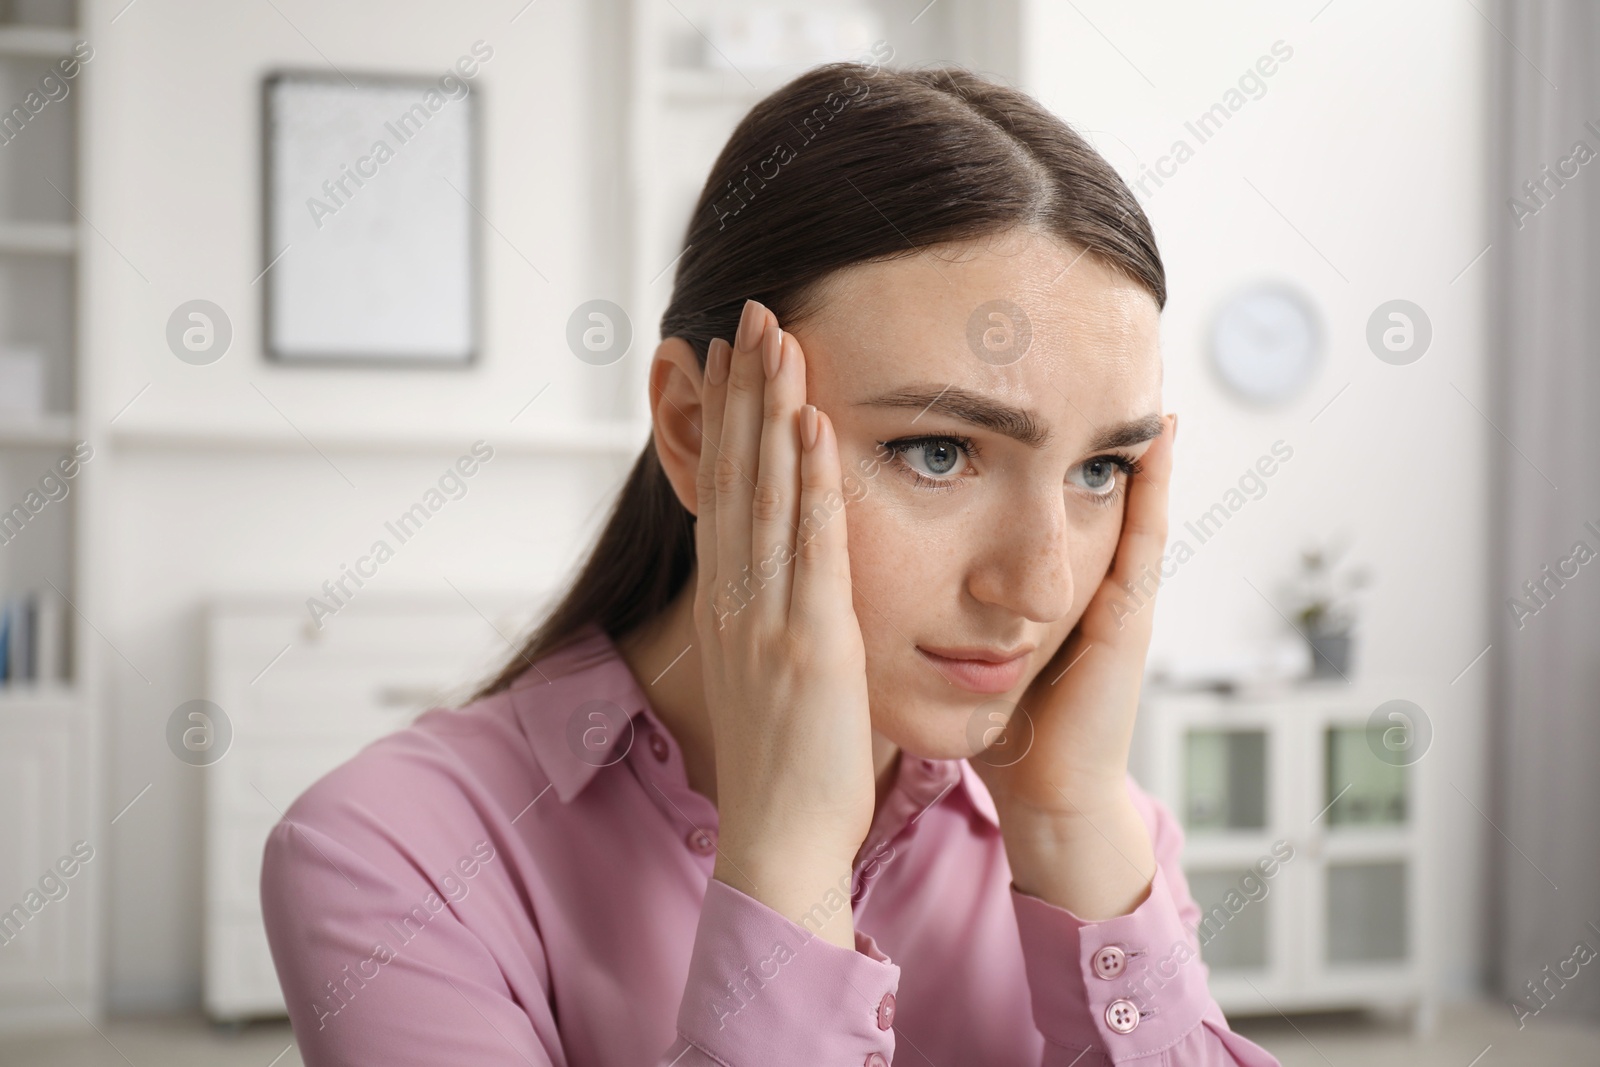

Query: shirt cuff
[676,877,899,1065]
[1011,863,1211,1060]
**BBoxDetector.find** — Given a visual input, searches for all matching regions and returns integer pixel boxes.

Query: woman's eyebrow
[856,384,1164,451]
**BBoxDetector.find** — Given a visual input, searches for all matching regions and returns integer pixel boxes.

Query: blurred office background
[0,0,1597,1063]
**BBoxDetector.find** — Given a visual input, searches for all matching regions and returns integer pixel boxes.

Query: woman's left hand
[969,411,1177,919]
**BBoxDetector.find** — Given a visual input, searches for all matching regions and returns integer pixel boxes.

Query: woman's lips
[917,646,1031,694]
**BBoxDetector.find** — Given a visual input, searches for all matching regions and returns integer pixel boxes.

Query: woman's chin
[872,698,1005,763]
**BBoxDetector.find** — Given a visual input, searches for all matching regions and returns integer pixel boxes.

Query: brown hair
[469,57,1165,700]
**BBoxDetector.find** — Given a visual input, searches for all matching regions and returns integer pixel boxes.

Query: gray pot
[1307,629,1353,679]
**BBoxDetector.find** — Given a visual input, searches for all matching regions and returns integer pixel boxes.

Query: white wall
[1020,0,1489,1000]
[82,0,1491,1011]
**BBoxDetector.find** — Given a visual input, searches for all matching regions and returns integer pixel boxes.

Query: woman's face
[787,227,1164,760]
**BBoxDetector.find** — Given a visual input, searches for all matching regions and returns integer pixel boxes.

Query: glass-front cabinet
[1131,682,1432,1032]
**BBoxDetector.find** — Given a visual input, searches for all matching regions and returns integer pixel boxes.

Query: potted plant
[1288,537,1371,680]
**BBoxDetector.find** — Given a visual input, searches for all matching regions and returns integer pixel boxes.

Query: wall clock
[1208,282,1321,405]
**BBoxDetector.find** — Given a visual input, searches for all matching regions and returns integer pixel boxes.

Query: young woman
[262,59,1282,1066]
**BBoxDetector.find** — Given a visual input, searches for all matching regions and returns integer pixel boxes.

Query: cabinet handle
[374,684,444,710]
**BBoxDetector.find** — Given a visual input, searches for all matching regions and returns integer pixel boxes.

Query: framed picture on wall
[261,70,480,365]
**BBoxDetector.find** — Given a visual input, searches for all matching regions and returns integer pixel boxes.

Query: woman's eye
[1079,457,1120,494]
[1071,455,1144,506]
[908,440,967,477]
[880,435,978,490]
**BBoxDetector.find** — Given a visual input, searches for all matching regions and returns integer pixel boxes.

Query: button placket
[626,712,720,859]
[852,758,956,909]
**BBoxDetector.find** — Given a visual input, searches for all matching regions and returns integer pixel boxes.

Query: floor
[1229,1003,1600,1066]
[0,1001,1594,1065]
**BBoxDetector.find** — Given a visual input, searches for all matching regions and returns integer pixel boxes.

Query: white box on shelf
[701,6,883,72]
[0,346,46,416]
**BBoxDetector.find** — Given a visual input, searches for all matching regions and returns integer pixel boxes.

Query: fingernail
[707,338,730,386]
[763,324,782,380]
[801,404,819,450]
[736,299,762,351]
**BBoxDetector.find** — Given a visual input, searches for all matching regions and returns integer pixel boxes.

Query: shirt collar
[508,619,1000,830]
[508,620,655,804]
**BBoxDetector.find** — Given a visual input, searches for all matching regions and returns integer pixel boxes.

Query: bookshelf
[0,0,103,1034]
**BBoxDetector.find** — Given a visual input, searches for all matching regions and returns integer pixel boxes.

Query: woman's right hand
[692,298,878,950]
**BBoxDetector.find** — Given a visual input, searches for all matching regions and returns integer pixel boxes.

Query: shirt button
[865,1055,889,1067]
[1093,945,1127,979]
[686,828,716,856]
[1105,997,1140,1034]
[648,732,670,762]
[876,991,896,1030]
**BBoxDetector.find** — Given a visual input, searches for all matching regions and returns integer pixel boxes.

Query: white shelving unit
[1130,679,1435,1032]
[0,0,104,1034]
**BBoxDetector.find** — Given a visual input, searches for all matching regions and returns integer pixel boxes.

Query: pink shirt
[260,621,1281,1066]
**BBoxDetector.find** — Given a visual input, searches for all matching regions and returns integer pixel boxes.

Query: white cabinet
[202,595,537,1021]
[1130,680,1434,1031]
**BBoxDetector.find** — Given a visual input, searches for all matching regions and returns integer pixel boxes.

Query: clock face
[1209,283,1321,405]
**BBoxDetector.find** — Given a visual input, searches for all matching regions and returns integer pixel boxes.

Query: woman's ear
[649,336,707,516]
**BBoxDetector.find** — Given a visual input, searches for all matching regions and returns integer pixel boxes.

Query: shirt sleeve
[673,877,900,1064]
[261,815,568,1067]
[1007,781,1283,1066]
[261,812,898,1067]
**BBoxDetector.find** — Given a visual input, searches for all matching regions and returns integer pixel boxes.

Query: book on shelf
[0,586,63,687]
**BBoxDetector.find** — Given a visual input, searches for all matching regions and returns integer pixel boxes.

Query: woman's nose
[966,491,1076,623]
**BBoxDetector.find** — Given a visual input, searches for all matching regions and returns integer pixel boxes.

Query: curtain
[1490,0,1600,1024]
